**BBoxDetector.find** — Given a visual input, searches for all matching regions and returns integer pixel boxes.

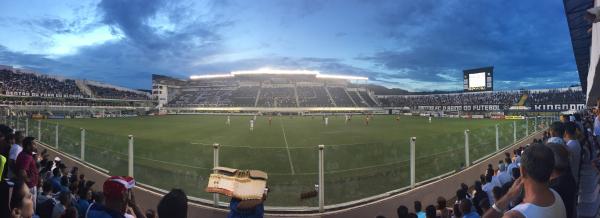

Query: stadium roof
[563,0,594,91]
[189,68,369,81]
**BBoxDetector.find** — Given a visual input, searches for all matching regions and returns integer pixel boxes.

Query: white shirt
[566,139,581,180]
[508,188,566,218]
[9,144,22,160]
[250,120,254,127]
[547,137,565,145]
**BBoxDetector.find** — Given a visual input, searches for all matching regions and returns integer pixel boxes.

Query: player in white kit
[250,119,254,131]
[429,116,432,124]
[324,117,329,126]
[226,115,231,126]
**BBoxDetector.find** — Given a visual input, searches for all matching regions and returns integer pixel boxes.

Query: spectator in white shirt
[547,122,565,145]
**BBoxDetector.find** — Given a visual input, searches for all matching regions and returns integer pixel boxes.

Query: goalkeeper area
[31,114,535,208]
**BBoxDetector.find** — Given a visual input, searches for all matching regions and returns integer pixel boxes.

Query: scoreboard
[463,66,493,92]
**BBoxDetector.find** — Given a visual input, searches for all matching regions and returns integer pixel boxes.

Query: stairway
[75,80,94,98]
[324,86,337,107]
[294,86,300,107]
[344,89,357,107]
[355,90,368,106]
[517,94,528,106]
[254,88,261,107]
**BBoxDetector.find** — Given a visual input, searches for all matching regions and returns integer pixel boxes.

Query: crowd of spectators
[387,102,600,218]
[379,92,521,109]
[256,87,297,107]
[328,87,356,107]
[0,69,151,103]
[0,70,83,98]
[0,123,196,218]
[0,96,143,107]
[88,85,149,101]
[526,89,586,105]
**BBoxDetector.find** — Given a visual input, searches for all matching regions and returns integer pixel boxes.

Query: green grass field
[23,115,537,207]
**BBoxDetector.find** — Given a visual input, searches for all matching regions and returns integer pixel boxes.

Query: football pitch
[31,115,535,207]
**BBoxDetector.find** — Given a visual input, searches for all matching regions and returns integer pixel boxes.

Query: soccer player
[365,116,369,126]
[226,115,231,126]
[250,119,254,131]
[396,115,400,122]
[429,116,432,124]
[324,117,329,126]
[268,116,272,126]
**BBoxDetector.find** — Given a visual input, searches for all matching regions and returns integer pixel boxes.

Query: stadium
[0,0,599,218]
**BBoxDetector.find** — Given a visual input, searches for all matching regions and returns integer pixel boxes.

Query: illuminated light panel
[189,74,234,79]
[231,68,319,76]
[189,68,368,81]
[316,74,368,80]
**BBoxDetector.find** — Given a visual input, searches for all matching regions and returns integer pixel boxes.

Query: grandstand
[0,66,152,112]
[152,69,379,110]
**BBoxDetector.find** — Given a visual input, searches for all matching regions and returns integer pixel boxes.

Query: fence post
[534,116,538,132]
[513,121,517,143]
[212,143,220,207]
[128,135,134,177]
[37,120,41,140]
[318,144,325,213]
[495,124,499,151]
[55,124,59,149]
[525,117,529,136]
[81,128,86,161]
[464,130,470,167]
[25,119,28,136]
[410,137,416,188]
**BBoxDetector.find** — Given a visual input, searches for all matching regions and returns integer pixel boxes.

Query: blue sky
[0,0,579,91]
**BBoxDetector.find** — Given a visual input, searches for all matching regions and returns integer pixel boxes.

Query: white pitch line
[279,119,295,175]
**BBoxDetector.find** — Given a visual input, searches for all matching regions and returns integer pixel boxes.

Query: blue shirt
[50,176,62,192]
[76,199,91,218]
[463,211,481,218]
[227,198,264,218]
[416,211,426,218]
[86,203,125,218]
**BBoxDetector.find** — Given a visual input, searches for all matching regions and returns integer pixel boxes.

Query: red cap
[103,176,135,200]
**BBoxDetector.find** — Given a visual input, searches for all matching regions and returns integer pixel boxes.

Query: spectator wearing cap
[483,143,566,218]
[14,137,39,211]
[86,176,145,218]
[547,122,565,145]
[157,189,187,218]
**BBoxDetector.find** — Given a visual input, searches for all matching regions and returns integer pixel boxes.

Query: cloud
[358,0,578,89]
